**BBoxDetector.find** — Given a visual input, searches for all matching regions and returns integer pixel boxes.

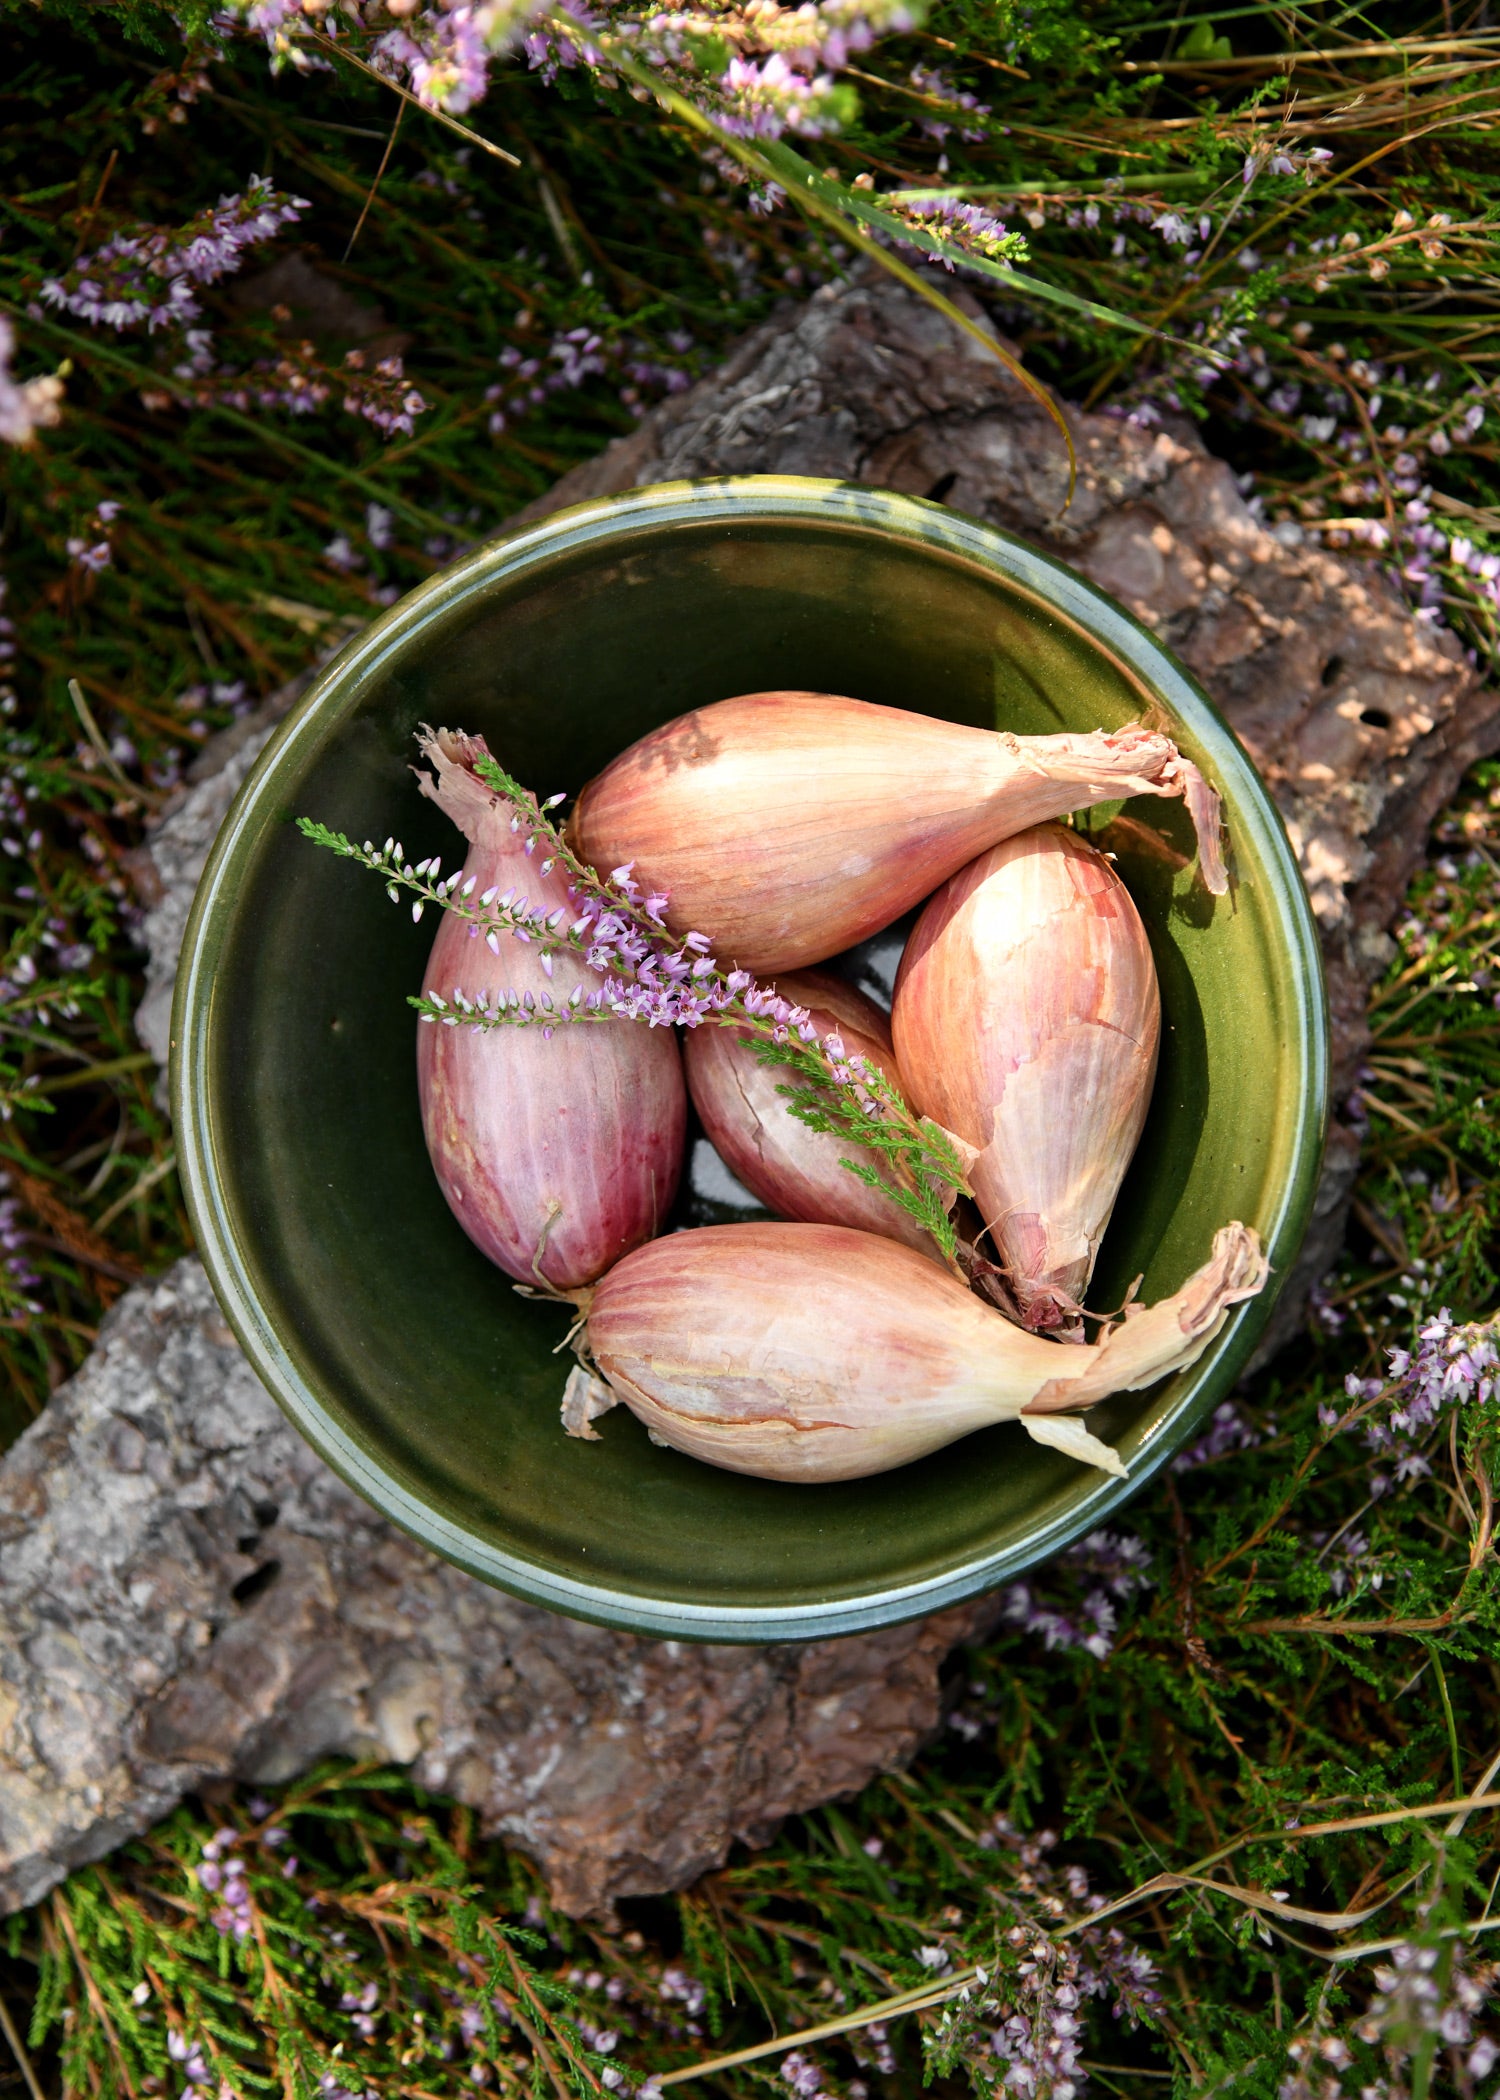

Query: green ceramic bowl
[174,475,1327,1643]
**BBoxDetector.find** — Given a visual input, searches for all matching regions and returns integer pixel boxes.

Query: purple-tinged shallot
[415,728,685,1292]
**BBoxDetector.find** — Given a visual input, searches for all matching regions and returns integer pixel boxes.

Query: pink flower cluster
[485,317,694,434]
[370,0,560,115]
[165,342,428,439]
[995,1529,1152,1661]
[1331,1306,1498,1488]
[196,1826,254,1939]
[973,1824,1163,2095]
[228,0,917,143]
[892,195,1026,272]
[0,317,64,447]
[0,1173,41,1315]
[1282,1942,1500,2096]
[1240,141,1334,186]
[1171,1397,1263,1471]
[67,499,122,575]
[166,2029,217,2093]
[907,62,989,142]
[39,177,307,333]
[714,52,847,139]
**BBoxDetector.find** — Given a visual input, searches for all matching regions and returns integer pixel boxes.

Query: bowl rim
[173,472,1330,1643]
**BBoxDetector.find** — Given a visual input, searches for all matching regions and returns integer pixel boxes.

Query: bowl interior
[177,478,1326,1641]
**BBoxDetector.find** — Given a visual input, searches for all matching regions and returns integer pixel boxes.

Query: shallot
[570,690,1226,973]
[416,728,686,1291]
[894,823,1160,1335]
[684,968,940,1254]
[576,1219,1269,1482]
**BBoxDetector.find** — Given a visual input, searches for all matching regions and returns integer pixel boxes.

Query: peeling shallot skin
[415,729,686,1292]
[684,967,940,1255]
[893,824,1160,1336]
[571,690,1223,975]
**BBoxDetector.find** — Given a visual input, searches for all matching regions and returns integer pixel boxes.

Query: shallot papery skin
[581,1220,1269,1483]
[570,691,1226,974]
[684,968,939,1254]
[893,823,1160,1336]
[415,728,686,1291]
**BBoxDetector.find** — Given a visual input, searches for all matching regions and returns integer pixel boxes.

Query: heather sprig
[298,752,970,1254]
[888,195,1026,272]
[159,339,430,438]
[230,0,924,141]
[992,1529,1153,1664]
[0,1173,42,1319]
[38,176,308,334]
[1331,1308,1500,1499]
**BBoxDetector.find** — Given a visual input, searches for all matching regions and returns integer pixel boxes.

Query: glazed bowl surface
[174,475,1328,1641]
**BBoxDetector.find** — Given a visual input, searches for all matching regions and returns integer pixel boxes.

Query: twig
[10,1166,144,1297]
[23,1234,144,1288]
[0,1991,45,2100]
[304,32,520,165]
[68,680,165,811]
[51,1892,138,2100]
[343,98,405,262]
[1241,1609,1472,1636]
[1119,34,1500,70]
[29,1051,157,1095]
[94,1151,177,1233]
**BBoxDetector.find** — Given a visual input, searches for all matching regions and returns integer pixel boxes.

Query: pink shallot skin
[415,728,686,1293]
[587,1222,1048,1481]
[893,823,1160,1337]
[570,690,1226,975]
[583,1219,1268,1483]
[684,968,941,1256]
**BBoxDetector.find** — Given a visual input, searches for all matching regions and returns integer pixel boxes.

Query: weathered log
[0,1261,991,1918]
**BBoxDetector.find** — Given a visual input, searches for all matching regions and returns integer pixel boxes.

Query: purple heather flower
[168,2030,212,2088]
[908,63,989,142]
[1327,1308,1499,1494]
[1172,1399,1262,1470]
[323,534,361,573]
[716,53,845,140]
[40,177,307,334]
[658,1966,708,2015]
[0,317,64,446]
[780,2050,826,2096]
[0,1174,42,1307]
[995,1534,1149,1660]
[893,196,1024,272]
